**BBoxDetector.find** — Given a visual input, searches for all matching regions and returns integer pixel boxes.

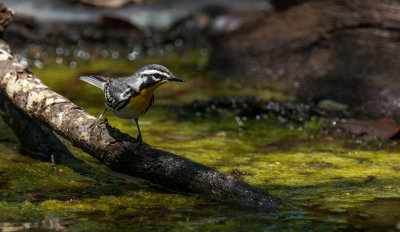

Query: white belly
[109,104,143,119]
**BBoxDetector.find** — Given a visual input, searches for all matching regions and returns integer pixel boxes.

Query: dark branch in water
[184,96,316,121]
[0,39,280,208]
[183,96,349,121]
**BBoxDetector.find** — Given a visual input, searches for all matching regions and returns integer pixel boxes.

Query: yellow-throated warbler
[80,64,184,142]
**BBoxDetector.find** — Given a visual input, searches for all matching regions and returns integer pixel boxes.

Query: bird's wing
[105,77,142,110]
[79,75,108,89]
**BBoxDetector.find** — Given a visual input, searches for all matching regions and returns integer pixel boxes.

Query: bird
[79,64,184,144]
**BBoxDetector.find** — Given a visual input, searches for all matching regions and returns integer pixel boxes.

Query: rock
[209,7,264,34]
[340,118,400,139]
[208,0,400,119]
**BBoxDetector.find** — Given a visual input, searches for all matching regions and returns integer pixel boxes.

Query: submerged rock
[340,118,400,139]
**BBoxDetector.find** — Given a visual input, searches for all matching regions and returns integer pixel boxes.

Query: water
[0,48,400,231]
[2,0,272,30]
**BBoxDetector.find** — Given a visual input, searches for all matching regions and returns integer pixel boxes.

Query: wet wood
[0,41,280,208]
[183,96,341,121]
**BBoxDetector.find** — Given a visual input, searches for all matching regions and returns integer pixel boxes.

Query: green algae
[0,52,399,231]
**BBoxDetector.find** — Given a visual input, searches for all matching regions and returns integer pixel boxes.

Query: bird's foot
[134,135,143,150]
[89,117,108,130]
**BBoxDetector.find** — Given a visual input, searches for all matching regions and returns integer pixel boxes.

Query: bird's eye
[151,75,160,82]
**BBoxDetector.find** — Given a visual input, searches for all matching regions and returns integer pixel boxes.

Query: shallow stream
[0,48,399,231]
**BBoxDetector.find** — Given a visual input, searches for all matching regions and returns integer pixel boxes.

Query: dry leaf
[340,118,400,139]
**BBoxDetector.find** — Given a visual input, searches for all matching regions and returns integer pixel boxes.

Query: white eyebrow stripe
[140,70,171,78]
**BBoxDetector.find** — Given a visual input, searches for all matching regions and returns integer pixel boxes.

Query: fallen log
[0,41,280,207]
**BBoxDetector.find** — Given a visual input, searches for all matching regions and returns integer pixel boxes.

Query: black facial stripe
[140,81,153,91]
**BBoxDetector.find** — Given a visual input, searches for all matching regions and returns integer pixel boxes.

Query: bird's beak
[169,75,185,82]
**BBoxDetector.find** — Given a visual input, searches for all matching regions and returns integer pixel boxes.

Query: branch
[0,41,280,208]
[0,93,72,159]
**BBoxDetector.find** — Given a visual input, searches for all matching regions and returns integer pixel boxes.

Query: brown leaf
[340,118,400,139]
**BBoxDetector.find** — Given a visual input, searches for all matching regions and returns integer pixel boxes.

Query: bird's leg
[134,118,142,145]
[89,108,108,129]
[98,108,108,121]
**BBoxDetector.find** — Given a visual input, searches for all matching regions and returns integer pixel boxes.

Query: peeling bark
[0,41,280,208]
[0,41,72,159]
[0,96,73,158]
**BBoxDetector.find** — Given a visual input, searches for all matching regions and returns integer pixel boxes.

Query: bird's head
[137,64,184,88]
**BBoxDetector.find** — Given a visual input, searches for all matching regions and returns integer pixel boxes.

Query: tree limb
[0,94,73,159]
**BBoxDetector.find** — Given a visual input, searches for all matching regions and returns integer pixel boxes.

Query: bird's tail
[79,75,108,89]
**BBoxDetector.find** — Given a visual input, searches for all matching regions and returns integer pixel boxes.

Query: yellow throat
[128,81,167,113]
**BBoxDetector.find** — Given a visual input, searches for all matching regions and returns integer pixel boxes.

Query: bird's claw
[134,136,142,150]
[89,117,108,130]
